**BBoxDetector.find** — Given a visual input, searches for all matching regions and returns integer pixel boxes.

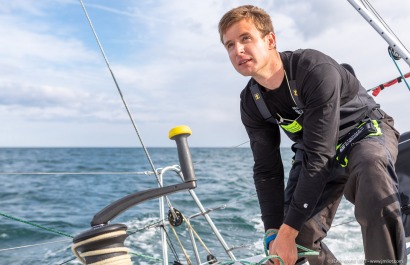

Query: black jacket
[240,49,379,231]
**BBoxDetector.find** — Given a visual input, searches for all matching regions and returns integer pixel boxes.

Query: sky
[1,0,409,147]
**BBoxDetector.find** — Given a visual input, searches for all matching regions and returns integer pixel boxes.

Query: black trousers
[285,115,406,265]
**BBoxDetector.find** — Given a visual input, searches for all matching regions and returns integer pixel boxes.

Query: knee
[348,141,391,181]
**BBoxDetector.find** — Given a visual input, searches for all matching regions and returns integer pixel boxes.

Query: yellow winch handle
[168,125,192,140]
[168,125,196,182]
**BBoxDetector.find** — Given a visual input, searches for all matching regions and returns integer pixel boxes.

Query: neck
[253,51,284,91]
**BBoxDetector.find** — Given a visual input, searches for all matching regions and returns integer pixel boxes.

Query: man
[218,5,406,265]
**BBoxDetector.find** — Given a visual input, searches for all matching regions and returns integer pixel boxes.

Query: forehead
[222,19,260,43]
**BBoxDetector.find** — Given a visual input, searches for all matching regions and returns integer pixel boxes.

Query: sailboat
[70,0,410,264]
[1,0,409,264]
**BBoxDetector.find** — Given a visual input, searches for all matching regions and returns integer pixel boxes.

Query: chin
[239,71,252,77]
[235,68,252,77]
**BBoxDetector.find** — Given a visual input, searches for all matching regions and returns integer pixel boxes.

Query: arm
[240,88,285,231]
[268,63,342,265]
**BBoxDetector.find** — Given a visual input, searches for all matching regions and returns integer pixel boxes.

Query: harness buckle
[336,119,382,167]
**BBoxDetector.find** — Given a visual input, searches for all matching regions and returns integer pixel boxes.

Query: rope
[216,255,284,265]
[214,249,319,265]
[0,211,161,263]
[162,225,181,263]
[183,215,212,255]
[169,223,192,265]
[83,254,131,265]
[389,49,410,92]
[0,212,73,238]
[72,230,131,265]
[209,255,283,265]
[358,0,410,96]
[262,231,319,263]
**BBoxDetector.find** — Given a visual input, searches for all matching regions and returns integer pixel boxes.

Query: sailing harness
[336,119,382,167]
[250,70,304,134]
[250,52,383,167]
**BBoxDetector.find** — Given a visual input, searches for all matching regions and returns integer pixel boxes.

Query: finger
[274,257,281,265]
[265,258,275,265]
[268,255,278,265]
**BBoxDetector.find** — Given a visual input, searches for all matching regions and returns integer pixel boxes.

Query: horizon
[1,0,409,148]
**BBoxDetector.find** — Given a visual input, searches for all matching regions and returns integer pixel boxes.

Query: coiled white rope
[71,230,131,265]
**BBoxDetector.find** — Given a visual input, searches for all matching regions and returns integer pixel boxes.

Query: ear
[265,32,276,49]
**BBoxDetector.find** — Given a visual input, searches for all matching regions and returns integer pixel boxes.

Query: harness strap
[250,81,278,124]
[289,49,305,108]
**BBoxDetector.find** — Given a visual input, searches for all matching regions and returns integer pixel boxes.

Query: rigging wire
[78,0,159,185]
[78,0,178,215]
[360,0,410,55]
[0,239,71,253]
[0,171,154,175]
[127,219,166,235]
[162,225,182,263]
[230,140,250,148]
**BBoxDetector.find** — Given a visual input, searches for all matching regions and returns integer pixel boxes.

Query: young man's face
[222,19,276,77]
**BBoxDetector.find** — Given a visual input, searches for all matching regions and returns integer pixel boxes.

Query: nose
[234,42,245,55]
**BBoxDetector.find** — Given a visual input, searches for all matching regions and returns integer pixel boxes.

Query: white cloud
[0,0,409,147]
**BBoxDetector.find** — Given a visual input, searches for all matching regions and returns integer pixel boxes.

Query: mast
[347,0,410,67]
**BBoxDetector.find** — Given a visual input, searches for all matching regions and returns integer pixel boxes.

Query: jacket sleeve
[240,89,285,231]
[283,63,342,231]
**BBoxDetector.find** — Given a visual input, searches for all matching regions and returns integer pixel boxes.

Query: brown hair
[218,5,274,44]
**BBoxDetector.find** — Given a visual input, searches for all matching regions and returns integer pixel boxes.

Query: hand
[266,224,298,265]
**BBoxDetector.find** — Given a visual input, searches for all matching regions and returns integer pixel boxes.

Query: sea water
[0,147,363,264]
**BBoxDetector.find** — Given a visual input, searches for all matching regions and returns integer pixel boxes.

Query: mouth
[238,58,252,66]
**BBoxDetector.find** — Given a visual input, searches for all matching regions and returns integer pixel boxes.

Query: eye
[242,35,251,42]
[226,42,234,50]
